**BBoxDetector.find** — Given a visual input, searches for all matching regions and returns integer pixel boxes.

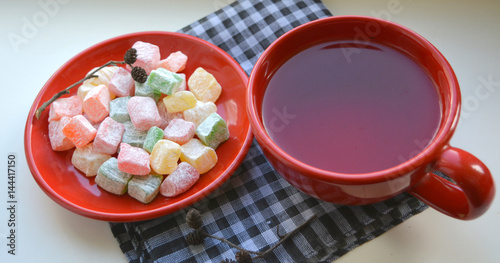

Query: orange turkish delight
[62,115,97,148]
[158,51,187,73]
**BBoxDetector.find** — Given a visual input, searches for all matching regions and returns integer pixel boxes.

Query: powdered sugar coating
[187,67,222,103]
[182,100,217,127]
[160,162,200,197]
[150,139,181,175]
[62,115,97,148]
[162,90,197,113]
[157,51,188,73]
[93,117,125,155]
[109,67,135,97]
[131,41,161,74]
[83,84,110,123]
[163,118,195,145]
[180,138,217,174]
[128,174,163,204]
[83,65,120,87]
[48,116,74,151]
[127,96,162,131]
[95,157,132,195]
[48,95,82,122]
[71,143,111,177]
[117,143,151,175]
[157,100,183,129]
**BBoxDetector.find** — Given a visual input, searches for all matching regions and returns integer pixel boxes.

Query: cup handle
[407,145,495,220]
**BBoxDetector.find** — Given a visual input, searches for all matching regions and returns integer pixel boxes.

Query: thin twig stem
[251,214,318,260]
[34,60,126,119]
[207,234,264,256]
[204,214,318,259]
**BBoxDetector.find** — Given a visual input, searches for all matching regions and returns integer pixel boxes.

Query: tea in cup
[247,16,495,220]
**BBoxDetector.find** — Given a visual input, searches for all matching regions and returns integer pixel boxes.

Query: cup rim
[247,15,460,185]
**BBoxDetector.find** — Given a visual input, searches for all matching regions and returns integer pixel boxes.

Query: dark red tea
[262,41,441,174]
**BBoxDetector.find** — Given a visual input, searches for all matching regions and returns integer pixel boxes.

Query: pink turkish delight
[48,116,74,151]
[108,67,134,97]
[83,84,110,123]
[163,118,195,145]
[131,41,161,74]
[127,96,161,131]
[117,143,151,175]
[160,162,200,197]
[93,117,125,155]
[48,95,82,122]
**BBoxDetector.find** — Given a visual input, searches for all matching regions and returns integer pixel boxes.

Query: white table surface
[1,0,499,262]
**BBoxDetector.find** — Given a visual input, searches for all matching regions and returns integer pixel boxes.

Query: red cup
[246,16,495,220]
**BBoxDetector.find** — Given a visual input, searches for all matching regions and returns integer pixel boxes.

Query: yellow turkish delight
[162,91,197,113]
[180,138,217,174]
[187,67,221,103]
[150,139,181,174]
[183,100,217,127]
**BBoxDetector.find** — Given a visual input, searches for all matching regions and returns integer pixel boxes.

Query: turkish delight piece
[127,174,163,204]
[163,118,195,145]
[131,41,161,74]
[162,91,197,113]
[109,67,134,97]
[48,116,74,151]
[182,100,217,127]
[127,96,162,131]
[62,115,97,148]
[121,121,148,148]
[187,67,221,103]
[160,162,199,197]
[95,157,132,195]
[77,83,96,101]
[142,126,164,153]
[93,117,125,155]
[150,139,181,175]
[78,83,116,101]
[71,143,111,177]
[83,84,110,123]
[134,81,161,102]
[157,100,183,129]
[117,143,151,176]
[180,138,217,174]
[147,68,183,95]
[157,51,188,73]
[177,73,187,92]
[83,65,120,87]
[195,112,229,149]
[109,96,131,123]
[48,95,82,122]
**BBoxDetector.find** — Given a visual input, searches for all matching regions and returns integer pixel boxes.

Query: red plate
[24,31,252,222]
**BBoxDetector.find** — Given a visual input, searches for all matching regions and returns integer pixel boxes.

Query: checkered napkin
[110,0,428,262]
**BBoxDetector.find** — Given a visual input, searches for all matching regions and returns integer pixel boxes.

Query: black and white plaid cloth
[110,1,428,262]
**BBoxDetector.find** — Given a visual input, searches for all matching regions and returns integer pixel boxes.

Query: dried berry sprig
[186,228,207,245]
[235,251,252,263]
[123,48,137,65]
[185,208,317,262]
[35,48,147,119]
[131,66,148,83]
[186,208,203,229]
[124,48,148,84]
[34,60,124,119]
